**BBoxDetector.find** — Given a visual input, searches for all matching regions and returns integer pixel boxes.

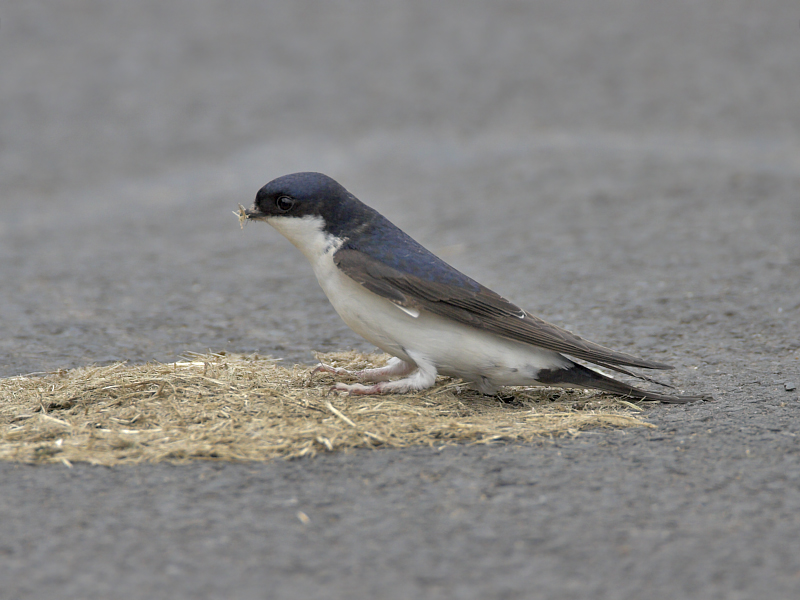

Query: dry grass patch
[0,352,654,465]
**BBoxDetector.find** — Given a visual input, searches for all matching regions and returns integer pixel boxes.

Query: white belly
[312,250,570,387]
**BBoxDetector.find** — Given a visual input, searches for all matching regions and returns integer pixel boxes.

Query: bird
[241,171,708,403]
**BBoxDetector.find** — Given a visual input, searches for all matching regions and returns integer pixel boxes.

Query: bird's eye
[275,195,295,213]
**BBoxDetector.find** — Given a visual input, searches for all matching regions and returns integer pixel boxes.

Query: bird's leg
[330,353,437,395]
[313,356,416,382]
[476,376,499,396]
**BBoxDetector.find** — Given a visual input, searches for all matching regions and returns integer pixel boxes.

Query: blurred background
[1,0,798,378]
[3,6,800,598]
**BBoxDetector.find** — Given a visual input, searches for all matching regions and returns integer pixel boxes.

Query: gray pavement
[1,1,800,598]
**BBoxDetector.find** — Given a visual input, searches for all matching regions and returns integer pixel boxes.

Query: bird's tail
[539,362,711,404]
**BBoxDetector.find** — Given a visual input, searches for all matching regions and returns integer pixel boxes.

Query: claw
[331,382,384,396]
[314,363,351,375]
[311,362,350,384]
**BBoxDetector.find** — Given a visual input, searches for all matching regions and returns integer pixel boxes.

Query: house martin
[241,172,708,403]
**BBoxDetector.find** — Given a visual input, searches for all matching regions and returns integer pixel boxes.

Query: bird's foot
[329,382,388,396]
[312,362,353,379]
[328,357,438,396]
[312,356,417,383]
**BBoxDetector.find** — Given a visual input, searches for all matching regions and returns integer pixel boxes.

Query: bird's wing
[333,248,673,371]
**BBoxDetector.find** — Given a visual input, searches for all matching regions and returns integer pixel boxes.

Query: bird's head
[244,172,375,260]
[245,172,355,223]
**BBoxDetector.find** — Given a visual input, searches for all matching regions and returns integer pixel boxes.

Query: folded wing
[334,248,673,373]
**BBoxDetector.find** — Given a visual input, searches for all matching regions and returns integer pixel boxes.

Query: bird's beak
[244,206,268,220]
[235,204,267,229]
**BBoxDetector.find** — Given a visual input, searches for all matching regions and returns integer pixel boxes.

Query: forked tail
[538,363,712,404]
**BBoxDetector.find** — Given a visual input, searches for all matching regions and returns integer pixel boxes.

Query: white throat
[266,215,343,265]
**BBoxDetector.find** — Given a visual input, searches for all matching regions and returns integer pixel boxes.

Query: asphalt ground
[1,1,799,598]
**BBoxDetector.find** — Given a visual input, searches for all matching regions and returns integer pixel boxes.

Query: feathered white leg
[313,356,415,382]
[329,352,437,395]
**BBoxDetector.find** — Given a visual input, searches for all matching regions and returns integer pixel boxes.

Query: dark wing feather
[334,248,673,372]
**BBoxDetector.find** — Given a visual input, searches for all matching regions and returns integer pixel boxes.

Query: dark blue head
[247,172,378,237]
